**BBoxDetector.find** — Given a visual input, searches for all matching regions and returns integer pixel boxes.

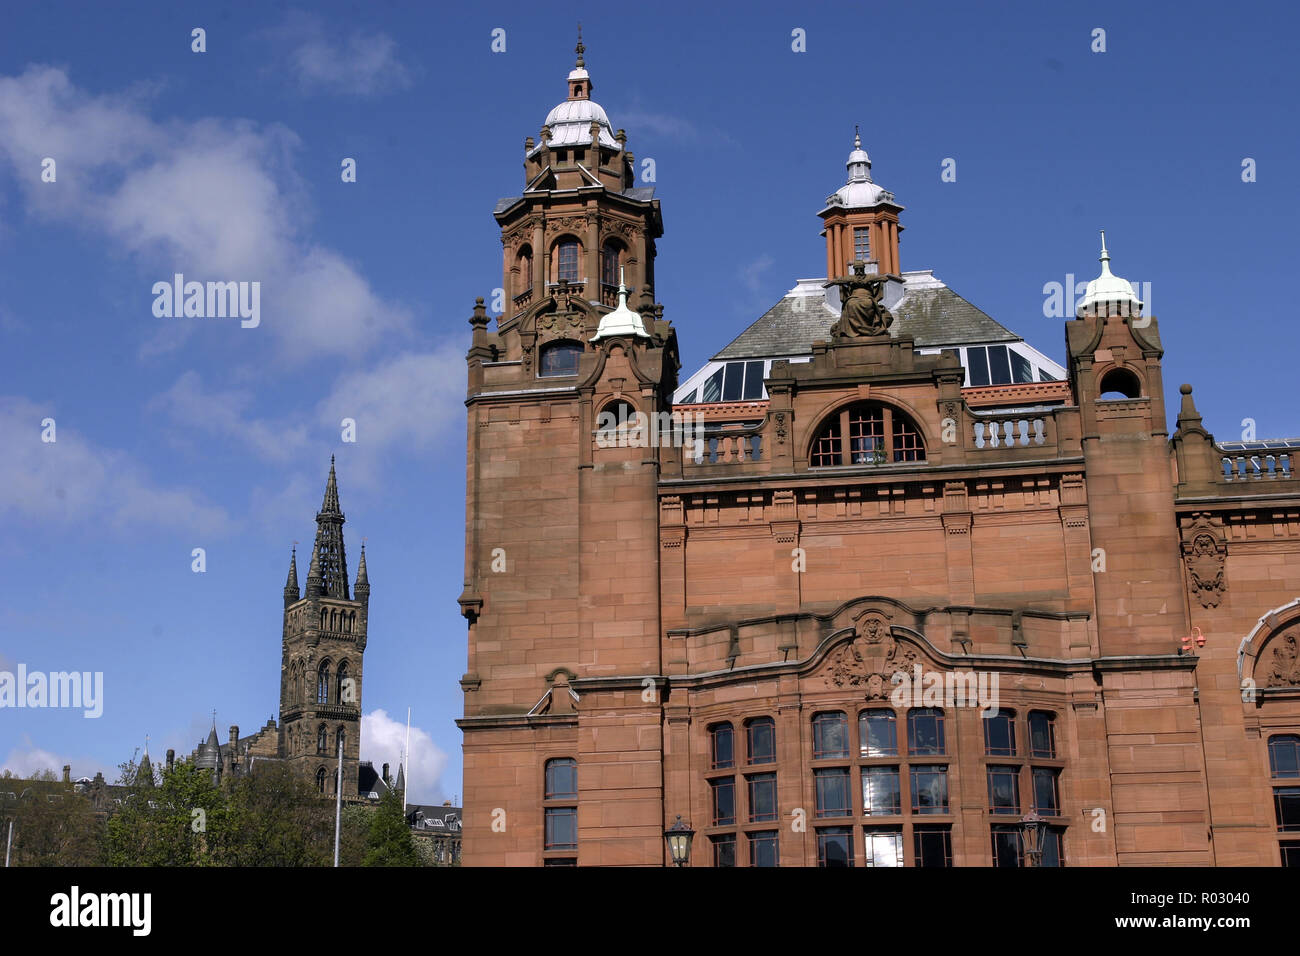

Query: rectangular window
[748,830,779,867]
[722,362,744,402]
[913,826,952,868]
[1282,842,1300,867]
[711,725,734,770]
[987,766,1021,814]
[863,829,904,867]
[1029,712,1056,758]
[545,758,578,800]
[907,709,946,755]
[817,827,855,867]
[1010,349,1034,383]
[557,242,579,283]
[815,768,852,818]
[543,858,576,866]
[983,710,1016,756]
[813,712,849,759]
[991,826,1022,867]
[910,765,949,814]
[1275,787,1300,831]
[987,345,1012,384]
[1033,767,1060,815]
[742,360,765,400]
[1041,827,1064,867]
[966,346,990,387]
[747,718,776,764]
[748,773,778,822]
[710,778,735,826]
[860,710,898,757]
[853,227,871,264]
[862,766,901,816]
[1269,737,1300,778]
[1037,367,1058,382]
[711,834,736,868]
[544,807,577,851]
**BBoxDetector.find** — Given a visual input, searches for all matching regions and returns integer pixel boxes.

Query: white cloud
[361,708,448,805]
[0,395,229,534]
[317,347,467,454]
[0,65,413,360]
[1,737,114,781]
[148,370,311,463]
[284,18,415,96]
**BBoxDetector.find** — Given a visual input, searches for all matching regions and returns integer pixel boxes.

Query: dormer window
[539,340,583,377]
[810,402,926,466]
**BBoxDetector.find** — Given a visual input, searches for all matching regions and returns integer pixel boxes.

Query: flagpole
[403,707,411,815]
[333,735,343,867]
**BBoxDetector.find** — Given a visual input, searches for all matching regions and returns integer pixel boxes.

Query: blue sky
[1,1,1296,804]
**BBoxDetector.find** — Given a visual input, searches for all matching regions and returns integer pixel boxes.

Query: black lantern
[664,815,694,867]
[1019,809,1044,867]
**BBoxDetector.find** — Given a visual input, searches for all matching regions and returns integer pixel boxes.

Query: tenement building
[456,42,1300,866]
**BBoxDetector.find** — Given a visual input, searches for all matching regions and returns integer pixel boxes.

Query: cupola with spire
[1076,231,1143,318]
[495,28,663,322]
[819,129,904,279]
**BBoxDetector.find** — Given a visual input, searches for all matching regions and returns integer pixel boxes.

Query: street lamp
[1019,809,1044,867]
[664,815,694,867]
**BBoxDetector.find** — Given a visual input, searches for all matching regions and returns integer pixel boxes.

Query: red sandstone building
[456,44,1300,866]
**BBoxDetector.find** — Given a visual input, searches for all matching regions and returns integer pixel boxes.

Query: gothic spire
[355,543,370,604]
[284,546,300,607]
[306,540,323,599]
[312,458,350,600]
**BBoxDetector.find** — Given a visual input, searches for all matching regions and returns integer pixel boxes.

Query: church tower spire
[279,458,368,802]
[312,456,349,600]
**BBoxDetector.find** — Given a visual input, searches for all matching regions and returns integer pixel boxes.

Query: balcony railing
[1220,452,1294,481]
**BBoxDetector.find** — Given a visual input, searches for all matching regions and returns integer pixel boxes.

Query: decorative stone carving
[827,262,893,338]
[824,610,918,694]
[1266,632,1300,687]
[1181,515,1226,608]
[774,411,787,444]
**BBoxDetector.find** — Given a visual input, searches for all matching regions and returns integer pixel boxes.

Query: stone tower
[280,458,369,799]
[458,37,681,865]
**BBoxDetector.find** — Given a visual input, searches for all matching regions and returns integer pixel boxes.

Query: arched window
[336,661,350,705]
[810,402,926,466]
[316,768,327,794]
[746,716,776,764]
[539,340,583,378]
[600,240,622,288]
[317,723,328,754]
[1098,367,1142,400]
[907,708,946,755]
[555,239,580,284]
[517,245,533,295]
[983,709,1017,756]
[595,399,636,444]
[317,661,331,704]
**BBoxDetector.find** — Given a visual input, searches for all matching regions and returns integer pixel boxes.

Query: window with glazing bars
[810,403,925,466]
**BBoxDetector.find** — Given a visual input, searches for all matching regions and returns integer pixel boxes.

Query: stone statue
[828,261,893,338]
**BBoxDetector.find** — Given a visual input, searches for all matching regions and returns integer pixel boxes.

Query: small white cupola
[591,268,649,341]
[1076,231,1143,317]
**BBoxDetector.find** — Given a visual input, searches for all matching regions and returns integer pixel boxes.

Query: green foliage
[104,759,228,866]
[363,788,417,867]
[0,780,102,866]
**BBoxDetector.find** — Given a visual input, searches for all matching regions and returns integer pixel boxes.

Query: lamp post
[1019,809,1044,868]
[664,815,694,867]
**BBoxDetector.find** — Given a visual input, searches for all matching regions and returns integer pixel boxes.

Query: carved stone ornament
[828,262,893,338]
[824,610,918,695]
[774,411,787,445]
[1266,631,1300,688]
[1181,516,1226,609]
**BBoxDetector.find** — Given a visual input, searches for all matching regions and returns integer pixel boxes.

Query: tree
[363,788,417,866]
[104,758,229,866]
[0,771,102,866]
[223,764,333,866]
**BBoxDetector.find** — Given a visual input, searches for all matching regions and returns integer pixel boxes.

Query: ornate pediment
[822,610,921,696]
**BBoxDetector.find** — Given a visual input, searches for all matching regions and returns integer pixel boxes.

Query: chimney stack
[166,749,175,771]
[62,764,71,783]
[382,763,390,785]
[229,725,239,748]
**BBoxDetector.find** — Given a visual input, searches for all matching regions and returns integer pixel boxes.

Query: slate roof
[713,273,1019,360]
[494,185,656,216]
